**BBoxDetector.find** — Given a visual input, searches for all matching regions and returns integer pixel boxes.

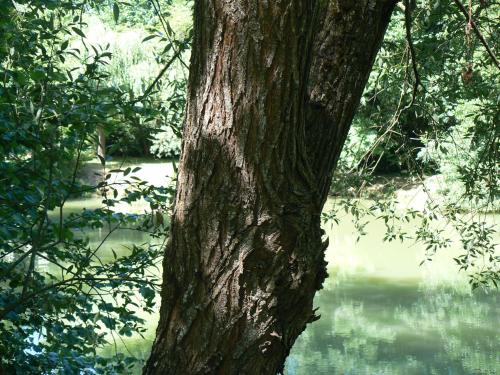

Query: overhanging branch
[404,0,421,106]
[452,0,500,69]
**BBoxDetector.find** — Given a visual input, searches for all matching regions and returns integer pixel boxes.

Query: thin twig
[0,276,160,320]
[404,0,421,106]
[149,0,190,70]
[135,47,183,103]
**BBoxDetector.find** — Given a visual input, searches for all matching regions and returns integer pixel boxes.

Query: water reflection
[285,210,499,375]
[285,274,499,375]
[53,197,499,375]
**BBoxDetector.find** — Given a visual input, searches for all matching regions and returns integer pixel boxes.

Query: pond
[285,209,499,375]
[46,162,499,375]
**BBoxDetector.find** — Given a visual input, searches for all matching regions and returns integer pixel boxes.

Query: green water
[285,212,499,375]
[54,185,499,375]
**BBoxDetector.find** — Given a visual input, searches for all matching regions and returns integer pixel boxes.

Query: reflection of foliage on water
[286,274,499,375]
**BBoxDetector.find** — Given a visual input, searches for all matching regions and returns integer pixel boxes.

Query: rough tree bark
[144,1,396,374]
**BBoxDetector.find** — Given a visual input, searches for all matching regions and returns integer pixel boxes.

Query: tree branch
[404,0,421,105]
[135,47,183,102]
[452,0,500,69]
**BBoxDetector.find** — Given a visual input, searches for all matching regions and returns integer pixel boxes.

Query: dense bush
[337,1,499,206]
[0,1,178,373]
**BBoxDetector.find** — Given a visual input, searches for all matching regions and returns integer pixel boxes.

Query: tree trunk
[144,1,396,374]
[305,0,397,200]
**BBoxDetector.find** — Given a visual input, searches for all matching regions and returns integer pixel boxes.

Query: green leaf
[142,35,157,43]
[113,3,120,24]
[72,27,85,38]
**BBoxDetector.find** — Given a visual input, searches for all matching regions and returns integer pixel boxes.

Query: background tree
[329,0,499,287]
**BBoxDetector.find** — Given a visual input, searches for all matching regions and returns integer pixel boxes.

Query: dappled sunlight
[1,0,498,373]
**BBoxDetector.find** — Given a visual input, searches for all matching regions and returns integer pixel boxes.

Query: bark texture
[306,0,397,201]
[144,1,396,374]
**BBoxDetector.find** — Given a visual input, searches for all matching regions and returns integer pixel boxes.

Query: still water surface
[53,176,499,375]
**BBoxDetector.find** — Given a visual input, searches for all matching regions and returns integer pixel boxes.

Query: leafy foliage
[0,1,181,373]
[331,0,499,288]
[84,3,191,158]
